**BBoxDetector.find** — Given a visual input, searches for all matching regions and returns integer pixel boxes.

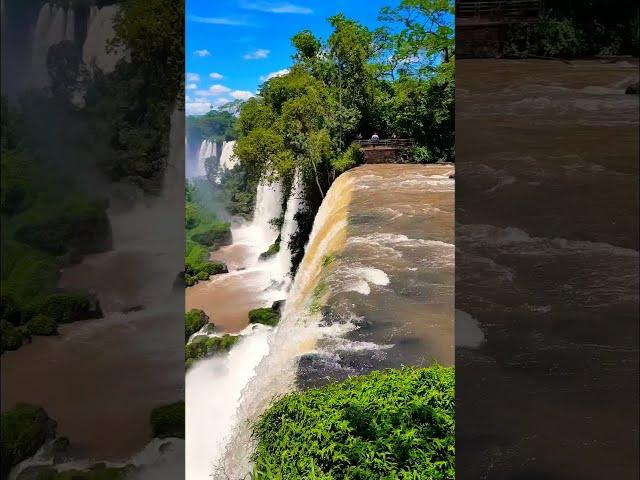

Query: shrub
[190,222,231,248]
[259,242,280,260]
[0,404,56,479]
[1,320,27,353]
[252,366,455,480]
[185,334,239,368]
[30,292,102,324]
[331,145,362,174]
[26,315,58,336]
[248,307,280,327]
[150,402,185,439]
[185,309,209,341]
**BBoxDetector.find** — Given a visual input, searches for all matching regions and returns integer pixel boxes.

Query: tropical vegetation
[251,366,455,480]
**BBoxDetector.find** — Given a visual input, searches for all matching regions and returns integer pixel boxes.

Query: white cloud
[241,1,313,14]
[230,90,254,100]
[187,14,251,26]
[193,49,211,57]
[186,72,200,82]
[214,97,232,106]
[187,83,198,90]
[209,84,231,95]
[259,68,290,81]
[186,99,212,116]
[209,72,224,80]
[243,49,270,60]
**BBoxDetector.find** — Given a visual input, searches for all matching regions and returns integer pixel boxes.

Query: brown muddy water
[296,164,455,387]
[456,59,639,479]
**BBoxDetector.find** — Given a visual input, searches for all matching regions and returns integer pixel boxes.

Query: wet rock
[121,304,145,314]
[51,437,72,464]
[271,299,286,313]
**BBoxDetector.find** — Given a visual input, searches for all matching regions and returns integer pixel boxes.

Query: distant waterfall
[219,140,239,171]
[31,3,65,87]
[274,170,304,282]
[196,140,216,178]
[29,2,121,88]
[82,5,121,73]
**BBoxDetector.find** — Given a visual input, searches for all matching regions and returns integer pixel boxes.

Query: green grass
[251,366,454,480]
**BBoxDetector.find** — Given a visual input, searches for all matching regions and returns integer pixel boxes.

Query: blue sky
[186,0,392,115]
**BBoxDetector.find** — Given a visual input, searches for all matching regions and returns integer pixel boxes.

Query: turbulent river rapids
[186,162,455,479]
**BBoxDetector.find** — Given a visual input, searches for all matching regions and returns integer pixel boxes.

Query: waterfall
[216,172,355,478]
[31,3,73,87]
[186,175,286,480]
[31,3,54,87]
[64,8,75,42]
[82,5,121,73]
[228,176,284,265]
[274,170,304,282]
[219,140,239,171]
[194,139,215,178]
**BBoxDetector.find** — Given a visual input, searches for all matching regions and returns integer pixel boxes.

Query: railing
[456,0,542,18]
[352,139,414,148]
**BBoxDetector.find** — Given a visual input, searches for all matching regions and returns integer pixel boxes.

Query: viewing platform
[352,138,414,164]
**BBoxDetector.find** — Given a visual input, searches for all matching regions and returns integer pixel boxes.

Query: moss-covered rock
[248,307,280,327]
[16,463,131,480]
[185,309,209,341]
[1,320,28,353]
[150,402,184,439]
[25,315,58,336]
[185,334,239,368]
[258,241,280,261]
[29,292,102,324]
[1,404,56,479]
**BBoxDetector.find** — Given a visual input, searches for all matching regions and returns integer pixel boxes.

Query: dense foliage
[0,404,56,479]
[251,366,455,479]
[186,109,237,146]
[1,101,106,353]
[232,0,454,272]
[184,181,231,286]
[150,401,185,439]
[184,308,209,341]
[503,0,639,57]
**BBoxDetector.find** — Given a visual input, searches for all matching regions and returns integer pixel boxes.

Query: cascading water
[273,169,304,282]
[82,5,121,73]
[215,172,355,478]
[195,139,216,178]
[219,140,239,171]
[231,179,283,265]
[31,4,61,87]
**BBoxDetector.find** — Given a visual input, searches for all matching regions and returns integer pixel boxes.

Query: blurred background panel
[456,1,639,479]
[1,1,185,479]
